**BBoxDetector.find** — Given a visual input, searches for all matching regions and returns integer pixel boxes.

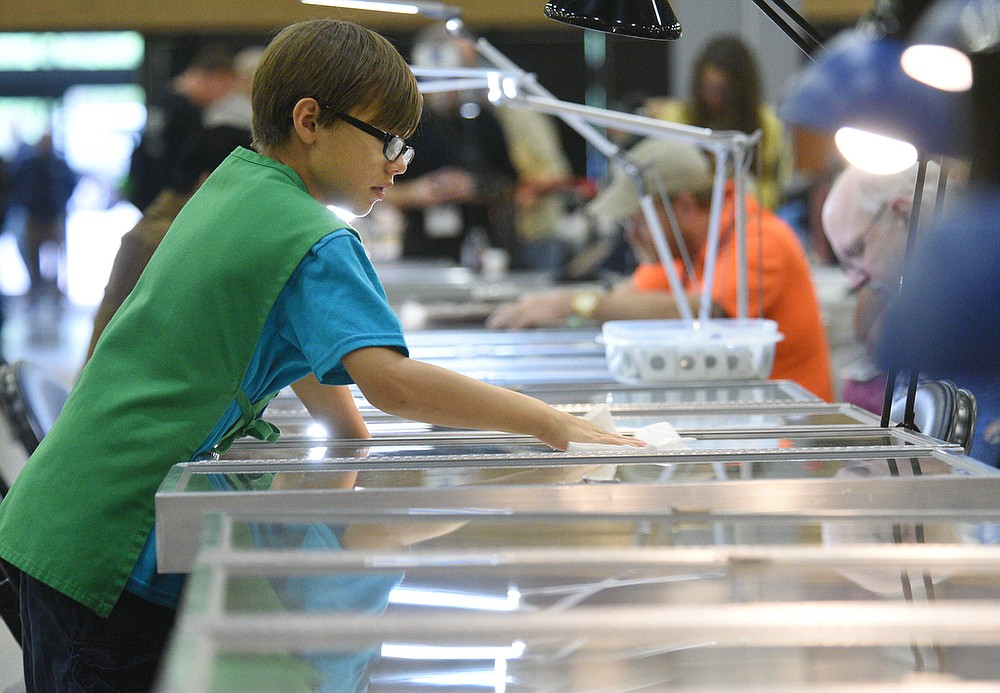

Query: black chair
[0,558,19,647]
[953,387,979,455]
[890,379,978,455]
[0,359,69,466]
[0,359,70,649]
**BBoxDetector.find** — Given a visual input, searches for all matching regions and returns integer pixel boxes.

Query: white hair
[840,160,949,222]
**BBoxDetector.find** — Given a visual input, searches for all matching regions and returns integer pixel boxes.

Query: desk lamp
[778,0,969,172]
[779,1,976,432]
[543,0,826,57]
[542,0,682,40]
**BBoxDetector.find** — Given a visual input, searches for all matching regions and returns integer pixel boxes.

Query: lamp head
[543,0,682,40]
[901,0,1000,92]
[780,29,971,172]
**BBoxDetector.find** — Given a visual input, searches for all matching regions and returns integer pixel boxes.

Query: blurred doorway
[0,32,145,306]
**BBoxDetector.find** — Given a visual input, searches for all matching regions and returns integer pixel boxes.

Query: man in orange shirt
[488,138,833,400]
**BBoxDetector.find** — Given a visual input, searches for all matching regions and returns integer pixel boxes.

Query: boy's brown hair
[251,19,422,150]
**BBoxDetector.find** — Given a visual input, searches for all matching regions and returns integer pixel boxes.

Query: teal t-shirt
[126,229,407,608]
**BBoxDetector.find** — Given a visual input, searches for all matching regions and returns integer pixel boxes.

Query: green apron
[0,147,354,616]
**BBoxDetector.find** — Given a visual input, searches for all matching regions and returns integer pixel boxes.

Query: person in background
[0,156,10,344]
[822,162,1000,466]
[821,163,930,413]
[0,20,638,691]
[386,23,517,265]
[0,153,8,341]
[0,151,9,232]
[488,137,833,401]
[494,102,575,273]
[8,133,78,299]
[202,45,264,131]
[127,45,236,210]
[647,34,791,211]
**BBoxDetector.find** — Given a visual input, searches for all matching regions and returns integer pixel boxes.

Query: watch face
[573,291,599,319]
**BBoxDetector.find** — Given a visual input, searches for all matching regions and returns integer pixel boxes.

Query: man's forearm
[593,283,702,321]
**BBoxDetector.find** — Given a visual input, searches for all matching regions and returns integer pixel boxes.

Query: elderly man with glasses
[822,162,1000,467]
[822,163,937,414]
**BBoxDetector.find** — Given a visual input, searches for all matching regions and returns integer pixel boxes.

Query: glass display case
[264,380,820,422]
[220,424,956,461]
[156,452,1000,572]
[507,378,821,405]
[158,508,1000,692]
[404,327,605,353]
[406,326,612,384]
[259,402,888,440]
[265,381,820,429]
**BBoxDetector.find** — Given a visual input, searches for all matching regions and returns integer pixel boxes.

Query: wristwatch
[571,290,602,320]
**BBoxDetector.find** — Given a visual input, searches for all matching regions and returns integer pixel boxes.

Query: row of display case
[155,328,999,691]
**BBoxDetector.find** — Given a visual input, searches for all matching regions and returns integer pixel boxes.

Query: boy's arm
[271,376,367,492]
[341,346,641,451]
[290,374,370,439]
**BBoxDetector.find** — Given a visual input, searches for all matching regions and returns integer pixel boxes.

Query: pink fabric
[842,373,889,415]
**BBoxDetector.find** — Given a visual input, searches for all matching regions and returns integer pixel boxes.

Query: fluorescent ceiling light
[302,0,420,13]
[300,0,461,19]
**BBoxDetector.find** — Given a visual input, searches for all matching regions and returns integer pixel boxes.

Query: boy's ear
[291,98,323,144]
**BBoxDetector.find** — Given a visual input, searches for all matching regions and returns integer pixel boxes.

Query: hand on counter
[486,290,575,329]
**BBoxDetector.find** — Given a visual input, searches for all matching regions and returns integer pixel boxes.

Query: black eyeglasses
[329,109,414,165]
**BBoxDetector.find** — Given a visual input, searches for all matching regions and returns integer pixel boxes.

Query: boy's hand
[540,410,646,452]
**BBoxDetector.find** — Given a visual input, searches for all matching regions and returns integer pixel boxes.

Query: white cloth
[566,404,693,453]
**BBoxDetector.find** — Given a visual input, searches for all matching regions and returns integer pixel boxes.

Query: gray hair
[842,160,950,223]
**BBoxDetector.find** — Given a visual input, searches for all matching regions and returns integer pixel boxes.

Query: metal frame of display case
[218,424,958,461]
[267,398,856,421]
[157,462,1000,572]
[196,505,1000,555]
[259,401,891,437]
[268,379,819,411]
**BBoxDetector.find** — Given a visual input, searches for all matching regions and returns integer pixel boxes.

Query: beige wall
[803,0,871,22]
[1,0,866,33]
[2,0,560,33]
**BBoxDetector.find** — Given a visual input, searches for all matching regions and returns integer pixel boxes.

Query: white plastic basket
[602,318,784,384]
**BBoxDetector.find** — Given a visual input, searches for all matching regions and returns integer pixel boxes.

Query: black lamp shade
[544,0,682,40]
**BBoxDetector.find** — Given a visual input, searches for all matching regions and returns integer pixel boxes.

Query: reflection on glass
[196,454,958,499]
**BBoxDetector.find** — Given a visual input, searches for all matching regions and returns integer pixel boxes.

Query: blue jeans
[19,573,176,692]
